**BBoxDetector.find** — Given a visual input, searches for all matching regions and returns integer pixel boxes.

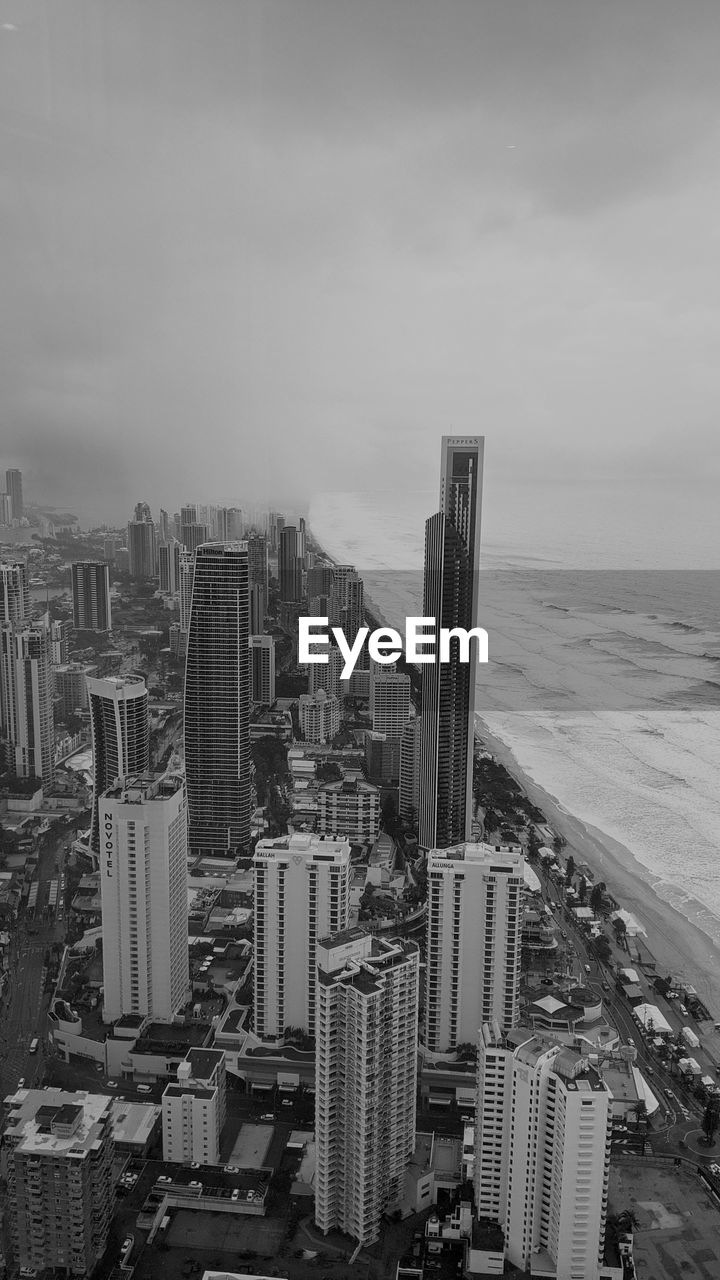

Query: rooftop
[185,1048,225,1079]
[3,1088,112,1156]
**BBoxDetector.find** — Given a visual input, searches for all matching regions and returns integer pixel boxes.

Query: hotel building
[87,673,149,854]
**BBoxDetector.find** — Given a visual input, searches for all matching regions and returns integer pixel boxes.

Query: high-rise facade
[5,468,23,521]
[475,1026,612,1280]
[278,525,303,602]
[99,773,189,1023]
[0,560,29,622]
[184,541,251,857]
[178,548,195,632]
[127,513,156,579]
[180,521,209,553]
[315,930,419,1246]
[370,670,411,737]
[54,662,97,721]
[249,633,276,705]
[424,842,523,1052]
[50,619,71,664]
[307,643,345,700]
[399,718,421,822]
[4,1087,114,1277]
[158,538,181,594]
[0,617,54,785]
[71,561,112,632]
[418,436,484,850]
[87,674,149,853]
[253,833,351,1039]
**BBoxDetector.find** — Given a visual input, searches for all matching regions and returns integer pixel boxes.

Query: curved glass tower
[184,541,251,857]
[87,674,149,853]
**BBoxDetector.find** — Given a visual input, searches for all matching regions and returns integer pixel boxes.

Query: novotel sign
[103,812,114,878]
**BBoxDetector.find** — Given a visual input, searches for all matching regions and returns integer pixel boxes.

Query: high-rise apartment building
[5,467,23,520]
[158,538,181,594]
[299,689,340,743]
[315,930,419,1246]
[278,525,303,602]
[0,617,54,785]
[181,522,209,553]
[162,1048,227,1166]
[418,436,484,850]
[50,619,71,664]
[178,548,195,633]
[0,560,28,621]
[54,662,97,721]
[306,563,334,599]
[3,1088,114,1277]
[87,674,149,854]
[475,1025,612,1280]
[425,842,523,1052]
[399,718,421,822]
[184,541,251,857]
[71,561,112,632]
[247,534,268,631]
[99,773,189,1023]
[316,777,380,844]
[127,512,156,579]
[370,670,411,737]
[0,492,12,525]
[253,833,351,1039]
[249,633,276,705]
[307,643,345,700]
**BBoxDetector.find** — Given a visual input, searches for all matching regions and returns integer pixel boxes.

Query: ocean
[309,488,720,950]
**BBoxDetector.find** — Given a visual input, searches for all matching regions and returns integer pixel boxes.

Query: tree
[590,882,605,912]
[578,876,588,904]
[593,935,612,964]
[526,828,541,860]
[552,833,565,854]
[565,855,575,885]
[613,915,627,943]
[702,1095,720,1147]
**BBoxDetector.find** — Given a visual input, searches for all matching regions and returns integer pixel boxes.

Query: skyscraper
[247,534,268,629]
[0,560,29,622]
[180,521,210,553]
[184,541,251,857]
[399,718,421,822]
[3,1088,114,1276]
[424,842,523,1052]
[71,561,112,632]
[99,773,189,1022]
[475,1025,611,1279]
[86,674,149,854]
[249,633,276,705]
[253,832,351,1039]
[370,670,411,737]
[315,930,419,1245]
[278,525,303,602]
[299,689,341,743]
[127,511,156,579]
[5,468,23,521]
[0,617,54,786]
[178,548,195,632]
[418,436,484,850]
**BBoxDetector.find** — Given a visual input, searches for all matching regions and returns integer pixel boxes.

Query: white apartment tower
[370,670,411,737]
[315,930,419,1246]
[250,633,276,705]
[299,688,340,743]
[425,842,524,1052]
[475,1025,612,1280]
[253,833,351,1039]
[71,561,112,632]
[162,1049,227,1166]
[99,773,189,1023]
[307,643,345,700]
[0,560,29,622]
[0,616,54,786]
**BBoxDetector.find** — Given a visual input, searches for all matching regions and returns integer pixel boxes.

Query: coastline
[309,532,720,1019]
[476,716,720,1018]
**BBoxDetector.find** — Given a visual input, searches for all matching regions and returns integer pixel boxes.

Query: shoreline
[308,530,720,1019]
[476,716,720,1018]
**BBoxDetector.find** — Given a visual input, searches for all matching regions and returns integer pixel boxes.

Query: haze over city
[2,0,720,552]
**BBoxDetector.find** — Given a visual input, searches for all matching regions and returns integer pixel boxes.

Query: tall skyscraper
[278,525,303,602]
[184,541,251,857]
[308,643,345,700]
[424,842,523,1052]
[99,773,189,1023]
[475,1026,611,1279]
[54,662,97,721]
[159,538,181,594]
[253,833,351,1039]
[249,633,276,705]
[5,467,23,521]
[247,534,268,629]
[315,930,419,1246]
[0,560,29,622]
[180,521,209,553]
[0,617,54,786]
[299,689,341,743]
[418,436,484,850]
[71,561,112,632]
[87,674,149,854]
[0,492,12,525]
[127,511,156,579]
[50,619,71,664]
[178,548,195,633]
[3,1088,114,1276]
[370,670,411,737]
[158,507,170,543]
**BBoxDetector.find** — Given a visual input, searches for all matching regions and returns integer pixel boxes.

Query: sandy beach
[476,716,720,1019]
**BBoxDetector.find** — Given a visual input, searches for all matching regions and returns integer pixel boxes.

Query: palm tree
[702,1095,720,1147]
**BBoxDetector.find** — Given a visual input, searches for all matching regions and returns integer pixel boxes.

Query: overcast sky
[2,0,720,548]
